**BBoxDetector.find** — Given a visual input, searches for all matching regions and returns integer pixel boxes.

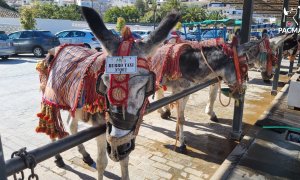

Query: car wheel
[1,56,9,60]
[84,44,91,49]
[33,46,44,57]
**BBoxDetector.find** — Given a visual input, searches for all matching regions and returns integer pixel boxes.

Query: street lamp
[148,0,160,30]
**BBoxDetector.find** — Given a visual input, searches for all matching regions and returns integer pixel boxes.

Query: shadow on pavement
[62,164,96,180]
[248,78,286,87]
[0,58,38,64]
[142,117,241,164]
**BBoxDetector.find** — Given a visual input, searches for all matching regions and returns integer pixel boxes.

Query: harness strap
[232,45,242,85]
[199,49,231,107]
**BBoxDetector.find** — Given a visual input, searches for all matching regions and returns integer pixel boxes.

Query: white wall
[0,17,153,34]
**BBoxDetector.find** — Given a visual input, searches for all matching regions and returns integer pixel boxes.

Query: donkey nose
[117,142,132,155]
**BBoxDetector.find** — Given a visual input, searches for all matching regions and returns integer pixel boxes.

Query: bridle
[98,39,156,162]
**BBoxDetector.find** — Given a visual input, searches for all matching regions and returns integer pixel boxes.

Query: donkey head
[82,7,180,162]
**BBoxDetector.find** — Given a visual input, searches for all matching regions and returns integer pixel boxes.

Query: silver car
[55,29,101,51]
[0,31,15,60]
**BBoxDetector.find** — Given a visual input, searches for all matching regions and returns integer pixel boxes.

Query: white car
[132,30,151,39]
[0,31,15,60]
[55,29,101,51]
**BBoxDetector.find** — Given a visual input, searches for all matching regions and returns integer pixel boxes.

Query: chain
[11,148,39,180]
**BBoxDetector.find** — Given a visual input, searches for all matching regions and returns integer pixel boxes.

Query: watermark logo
[279,7,300,33]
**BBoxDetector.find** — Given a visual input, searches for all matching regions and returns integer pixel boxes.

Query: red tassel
[36,113,44,118]
[43,116,49,121]
[35,126,46,133]
[162,85,167,91]
[50,133,57,139]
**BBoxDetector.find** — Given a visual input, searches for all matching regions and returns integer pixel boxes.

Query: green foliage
[33,3,82,20]
[182,6,207,22]
[104,6,139,23]
[207,11,226,20]
[135,0,145,16]
[116,17,126,32]
[20,6,36,30]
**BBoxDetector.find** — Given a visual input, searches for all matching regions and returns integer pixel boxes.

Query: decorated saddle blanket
[150,43,192,85]
[35,44,106,139]
[151,38,228,86]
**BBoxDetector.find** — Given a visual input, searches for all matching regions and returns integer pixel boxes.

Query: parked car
[201,29,227,41]
[0,31,15,60]
[132,30,151,39]
[114,30,143,40]
[8,30,60,57]
[176,31,197,41]
[55,29,101,51]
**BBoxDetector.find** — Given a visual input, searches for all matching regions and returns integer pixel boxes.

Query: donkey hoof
[178,145,187,154]
[161,110,171,119]
[210,115,219,122]
[54,157,65,168]
[83,154,95,166]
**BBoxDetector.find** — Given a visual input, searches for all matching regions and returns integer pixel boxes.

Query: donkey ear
[139,10,181,54]
[81,6,120,54]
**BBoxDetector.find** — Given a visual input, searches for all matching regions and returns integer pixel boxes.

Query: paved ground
[212,74,300,180]
[0,55,295,179]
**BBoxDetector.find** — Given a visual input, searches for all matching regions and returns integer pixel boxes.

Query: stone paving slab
[212,74,300,180]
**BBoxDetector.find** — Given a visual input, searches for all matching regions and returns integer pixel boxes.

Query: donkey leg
[92,113,108,180]
[52,138,66,167]
[205,84,219,122]
[120,156,130,180]
[176,96,189,154]
[69,111,95,167]
[156,88,171,119]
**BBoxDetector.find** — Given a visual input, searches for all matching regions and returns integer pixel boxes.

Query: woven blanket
[36,44,106,139]
[186,38,225,49]
[150,43,192,85]
[43,45,105,113]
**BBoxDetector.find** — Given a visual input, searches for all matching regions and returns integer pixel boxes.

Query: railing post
[230,0,253,140]
[272,0,289,96]
[0,135,7,180]
[288,60,294,77]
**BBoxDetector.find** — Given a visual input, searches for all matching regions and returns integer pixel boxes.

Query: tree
[207,11,226,20]
[116,17,126,32]
[20,6,36,30]
[104,6,139,23]
[32,2,82,20]
[135,0,145,16]
[182,6,207,22]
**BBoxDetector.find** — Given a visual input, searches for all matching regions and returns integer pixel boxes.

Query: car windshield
[40,31,54,37]
[0,34,8,40]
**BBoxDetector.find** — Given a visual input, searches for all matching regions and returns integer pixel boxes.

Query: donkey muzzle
[106,123,136,162]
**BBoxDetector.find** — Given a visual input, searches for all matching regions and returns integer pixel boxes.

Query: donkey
[253,34,299,81]
[35,7,180,180]
[154,35,292,152]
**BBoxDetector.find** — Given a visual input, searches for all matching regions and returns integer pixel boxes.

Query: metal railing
[3,78,219,178]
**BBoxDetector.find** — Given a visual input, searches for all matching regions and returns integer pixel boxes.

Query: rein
[199,49,231,107]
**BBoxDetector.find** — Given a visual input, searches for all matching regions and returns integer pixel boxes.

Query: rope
[200,50,231,107]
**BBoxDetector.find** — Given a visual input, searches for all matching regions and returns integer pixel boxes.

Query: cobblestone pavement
[0,55,292,179]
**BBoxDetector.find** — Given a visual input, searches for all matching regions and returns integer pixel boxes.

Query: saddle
[35,44,106,139]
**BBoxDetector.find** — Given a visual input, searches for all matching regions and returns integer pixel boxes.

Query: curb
[210,75,293,180]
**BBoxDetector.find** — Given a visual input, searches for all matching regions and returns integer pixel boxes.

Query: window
[8,32,21,39]
[74,31,86,37]
[0,34,8,40]
[20,31,34,38]
[56,31,70,38]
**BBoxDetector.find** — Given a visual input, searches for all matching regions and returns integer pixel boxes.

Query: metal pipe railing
[5,125,106,177]
[145,78,218,114]
[5,78,218,177]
